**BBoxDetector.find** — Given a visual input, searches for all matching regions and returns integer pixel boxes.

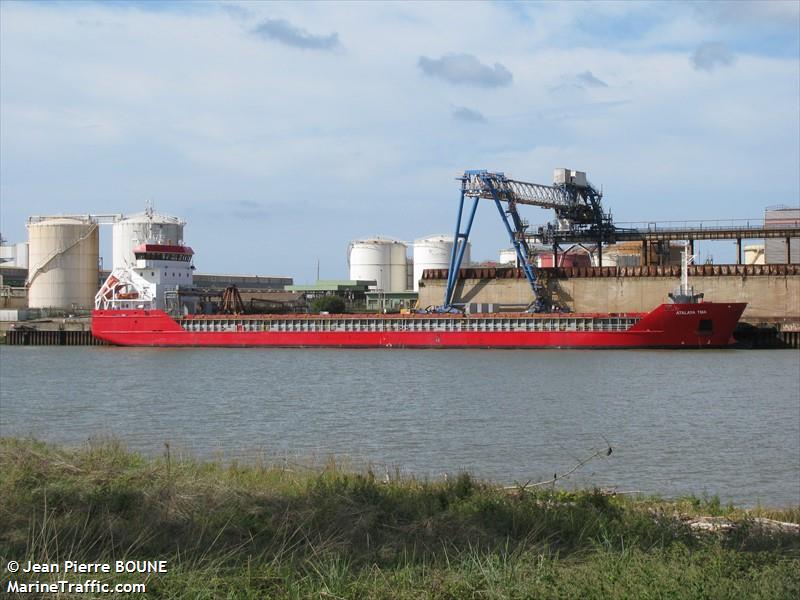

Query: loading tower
[442,168,615,311]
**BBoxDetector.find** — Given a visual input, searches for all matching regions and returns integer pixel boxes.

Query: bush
[311,295,346,313]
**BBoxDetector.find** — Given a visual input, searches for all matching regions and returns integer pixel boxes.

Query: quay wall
[418,265,800,321]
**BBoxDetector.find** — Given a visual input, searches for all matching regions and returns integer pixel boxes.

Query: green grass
[1,437,798,598]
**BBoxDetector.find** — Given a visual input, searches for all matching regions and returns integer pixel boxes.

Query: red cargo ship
[91,241,746,349]
[92,302,745,349]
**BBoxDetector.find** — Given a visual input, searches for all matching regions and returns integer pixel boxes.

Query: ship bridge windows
[134,252,192,262]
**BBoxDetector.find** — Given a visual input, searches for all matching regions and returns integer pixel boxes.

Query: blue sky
[1,0,798,280]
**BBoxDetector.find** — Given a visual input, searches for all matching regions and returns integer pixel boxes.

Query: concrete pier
[1,316,105,346]
[5,329,104,346]
[6,328,105,346]
[418,264,800,322]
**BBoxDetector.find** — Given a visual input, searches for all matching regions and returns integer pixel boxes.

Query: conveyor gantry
[442,169,615,311]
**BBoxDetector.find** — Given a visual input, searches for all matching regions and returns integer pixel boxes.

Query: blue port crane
[441,169,614,311]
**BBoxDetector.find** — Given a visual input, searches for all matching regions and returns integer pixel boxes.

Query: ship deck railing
[177,316,640,334]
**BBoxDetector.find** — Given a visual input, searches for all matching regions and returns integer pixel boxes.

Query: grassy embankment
[1,437,798,599]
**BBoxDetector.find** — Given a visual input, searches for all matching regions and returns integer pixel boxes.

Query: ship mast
[669,240,704,304]
[681,240,691,297]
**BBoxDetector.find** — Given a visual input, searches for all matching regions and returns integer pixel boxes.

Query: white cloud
[0,1,797,274]
[251,18,340,50]
[418,54,513,88]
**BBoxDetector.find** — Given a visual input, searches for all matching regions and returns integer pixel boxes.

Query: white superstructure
[412,235,469,292]
[112,208,184,271]
[27,217,99,309]
[348,237,408,293]
[96,242,194,311]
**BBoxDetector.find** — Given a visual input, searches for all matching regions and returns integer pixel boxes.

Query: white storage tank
[15,242,29,269]
[0,241,28,268]
[595,253,618,267]
[27,217,99,309]
[499,248,518,265]
[112,210,185,271]
[412,234,470,291]
[389,242,408,292]
[348,237,408,292]
[744,243,766,265]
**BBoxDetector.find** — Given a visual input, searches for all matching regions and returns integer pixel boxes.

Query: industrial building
[280,280,416,313]
[286,280,376,305]
[765,206,799,264]
[498,240,687,269]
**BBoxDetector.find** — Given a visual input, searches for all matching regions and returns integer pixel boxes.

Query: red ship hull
[91,302,746,349]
